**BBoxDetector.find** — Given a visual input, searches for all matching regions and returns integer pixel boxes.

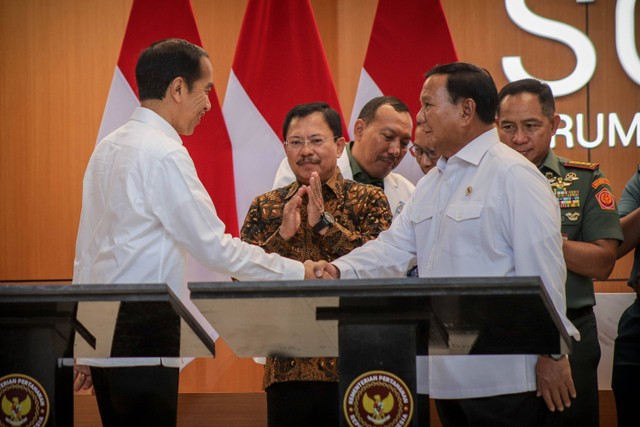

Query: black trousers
[612,297,640,427]
[266,381,339,427]
[91,365,179,427]
[91,301,181,427]
[435,391,562,427]
[562,310,600,427]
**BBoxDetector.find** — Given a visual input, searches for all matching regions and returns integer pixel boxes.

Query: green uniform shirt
[618,165,640,288]
[345,141,384,189]
[539,150,624,309]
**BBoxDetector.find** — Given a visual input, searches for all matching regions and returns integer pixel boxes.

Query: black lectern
[0,283,214,427]
[189,277,572,427]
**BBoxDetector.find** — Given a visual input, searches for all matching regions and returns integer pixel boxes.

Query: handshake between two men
[305,259,339,280]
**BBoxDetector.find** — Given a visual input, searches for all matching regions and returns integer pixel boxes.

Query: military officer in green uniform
[496,79,623,427]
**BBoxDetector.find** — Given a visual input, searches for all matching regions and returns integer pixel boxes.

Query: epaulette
[561,160,599,170]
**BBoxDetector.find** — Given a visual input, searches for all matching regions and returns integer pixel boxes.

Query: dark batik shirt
[241,169,392,388]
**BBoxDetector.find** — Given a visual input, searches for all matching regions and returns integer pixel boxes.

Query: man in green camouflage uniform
[497,79,623,427]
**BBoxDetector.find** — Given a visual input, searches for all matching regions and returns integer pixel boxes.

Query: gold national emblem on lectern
[0,374,49,427]
[343,370,413,427]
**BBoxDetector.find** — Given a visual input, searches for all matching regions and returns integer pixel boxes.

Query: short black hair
[136,38,209,101]
[425,62,498,124]
[498,79,556,119]
[357,96,410,124]
[282,102,342,140]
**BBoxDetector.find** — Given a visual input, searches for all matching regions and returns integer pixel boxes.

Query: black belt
[567,306,593,321]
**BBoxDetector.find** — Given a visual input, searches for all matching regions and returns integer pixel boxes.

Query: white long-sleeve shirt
[73,107,303,365]
[333,128,579,399]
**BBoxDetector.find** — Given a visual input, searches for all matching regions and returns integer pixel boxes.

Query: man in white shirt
[72,39,321,427]
[311,62,579,427]
[273,96,415,217]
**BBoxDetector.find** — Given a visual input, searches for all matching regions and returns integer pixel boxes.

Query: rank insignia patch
[595,188,616,210]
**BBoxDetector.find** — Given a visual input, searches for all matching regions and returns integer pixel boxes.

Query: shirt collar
[131,107,183,145]
[538,150,561,177]
[453,127,499,166]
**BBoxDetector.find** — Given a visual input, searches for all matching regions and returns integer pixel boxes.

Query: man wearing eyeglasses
[273,96,415,217]
[411,127,440,175]
[241,102,393,427]
[497,78,623,427]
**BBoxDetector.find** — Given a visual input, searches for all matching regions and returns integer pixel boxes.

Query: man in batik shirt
[241,102,392,427]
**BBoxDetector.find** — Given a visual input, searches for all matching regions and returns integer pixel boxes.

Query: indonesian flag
[349,0,458,184]
[96,0,232,340]
[223,0,346,228]
[97,0,238,237]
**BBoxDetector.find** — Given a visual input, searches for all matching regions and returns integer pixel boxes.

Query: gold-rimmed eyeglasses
[284,136,338,151]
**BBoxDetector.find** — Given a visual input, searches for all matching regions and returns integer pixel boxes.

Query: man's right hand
[73,364,94,393]
[303,260,340,279]
[279,186,307,240]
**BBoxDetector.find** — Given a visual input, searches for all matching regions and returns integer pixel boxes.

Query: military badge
[344,370,413,427]
[595,188,616,210]
[565,212,581,222]
[591,178,611,189]
[564,172,579,182]
[0,374,49,427]
[554,189,580,209]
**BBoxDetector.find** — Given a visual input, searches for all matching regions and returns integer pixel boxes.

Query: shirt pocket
[441,202,484,256]
[409,204,436,240]
[409,204,436,223]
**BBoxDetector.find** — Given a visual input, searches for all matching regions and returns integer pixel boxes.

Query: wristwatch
[545,354,566,361]
[312,211,335,234]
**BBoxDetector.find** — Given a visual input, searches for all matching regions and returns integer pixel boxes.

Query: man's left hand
[306,172,324,227]
[535,355,575,412]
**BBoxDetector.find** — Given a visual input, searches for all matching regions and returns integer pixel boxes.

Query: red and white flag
[97,0,238,237]
[96,0,237,340]
[349,0,458,184]
[223,0,345,228]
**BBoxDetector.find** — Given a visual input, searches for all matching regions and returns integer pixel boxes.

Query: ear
[353,119,365,141]
[550,114,561,136]
[460,98,476,125]
[168,76,186,102]
[335,137,346,157]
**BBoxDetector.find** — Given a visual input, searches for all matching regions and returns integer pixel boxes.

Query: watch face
[323,212,335,224]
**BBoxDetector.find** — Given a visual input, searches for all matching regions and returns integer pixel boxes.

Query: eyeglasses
[410,144,439,160]
[284,136,338,151]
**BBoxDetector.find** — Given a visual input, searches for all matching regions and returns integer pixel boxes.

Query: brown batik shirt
[240,169,393,389]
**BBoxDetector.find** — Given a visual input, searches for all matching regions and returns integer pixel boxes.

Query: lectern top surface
[189,276,546,299]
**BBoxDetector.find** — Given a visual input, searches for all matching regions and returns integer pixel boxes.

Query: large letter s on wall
[616,0,640,86]
[502,0,597,97]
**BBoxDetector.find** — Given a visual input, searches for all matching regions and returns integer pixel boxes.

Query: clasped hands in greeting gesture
[279,172,327,240]
[280,171,341,280]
